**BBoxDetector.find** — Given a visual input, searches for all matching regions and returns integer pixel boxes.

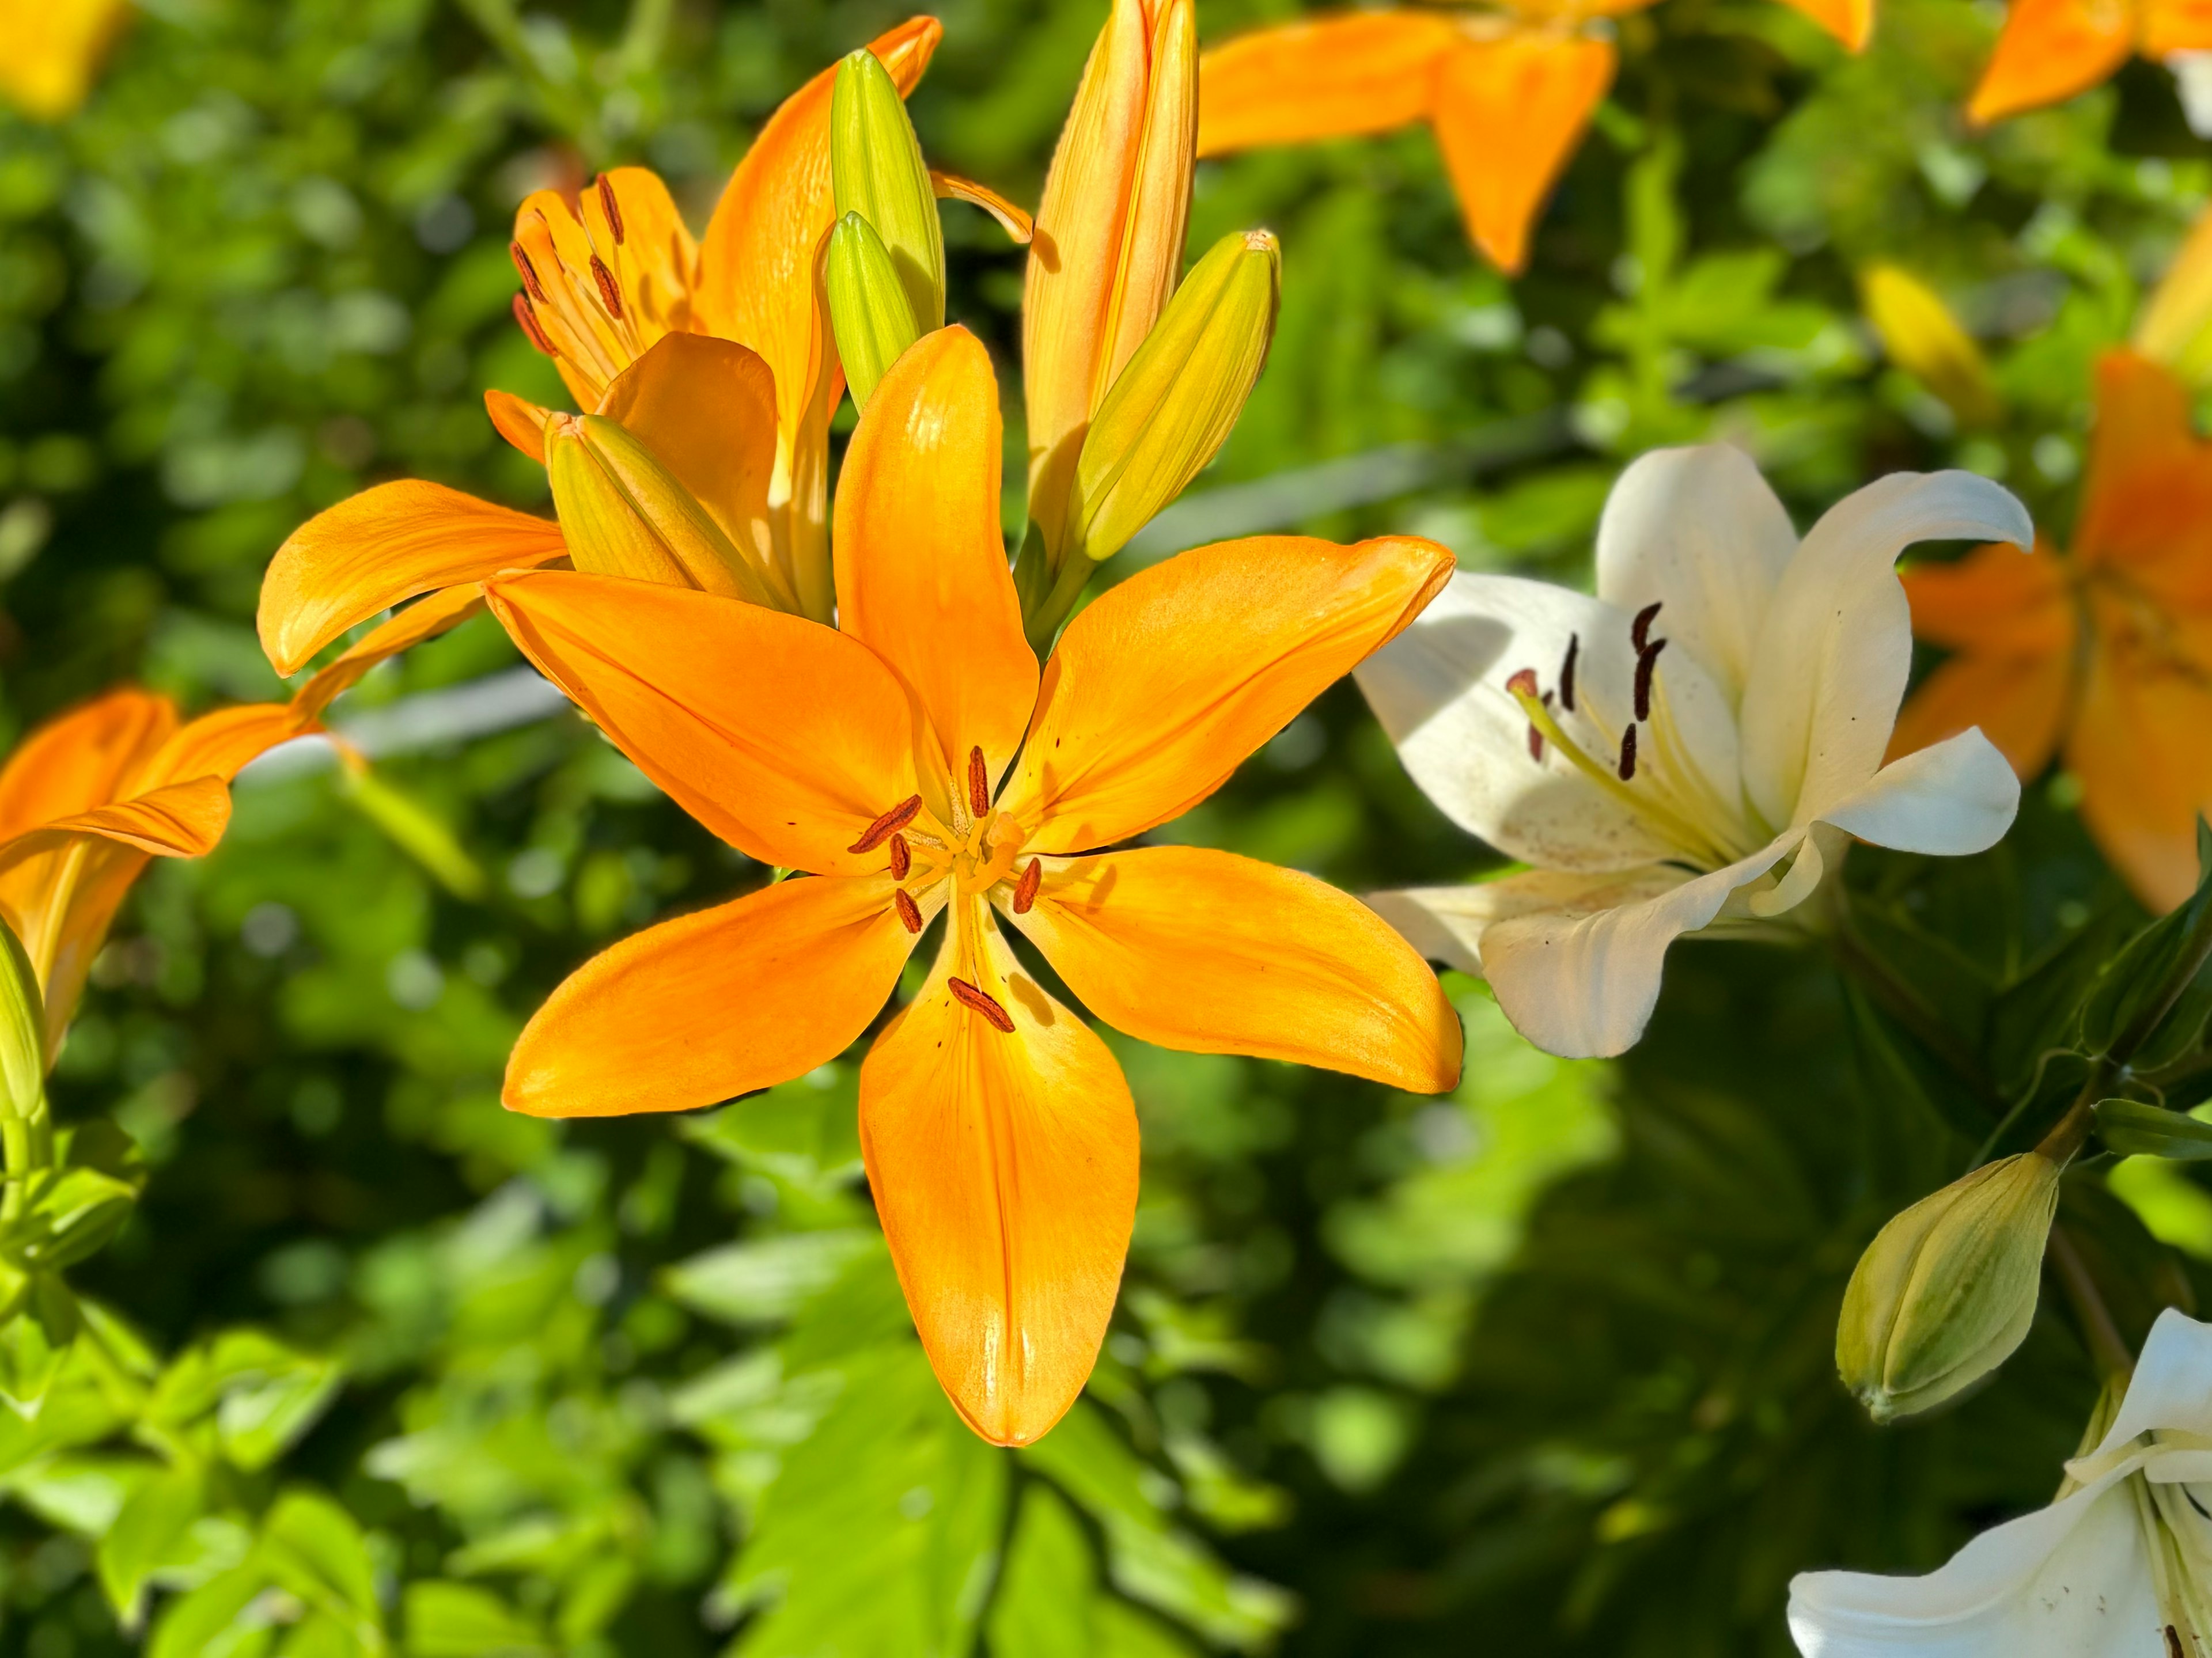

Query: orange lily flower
[0,0,128,120]
[1967,0,2212,124]
[1892,350,2212,912]
[0,690,298,1059]
[1195,0,1869,275]
[481,326,1464,1444]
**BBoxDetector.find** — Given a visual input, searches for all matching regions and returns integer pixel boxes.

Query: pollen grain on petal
[1618,723,1638,781]
[1560,633,1580,712]
[895,890,924,934]
[851,795,924,853]
[1631,600,1662,653]
[590,255,625,320]
[1012,858,1041,914]
[1634,638,1666,722]
[948,976,1016,1032]
[888,832,912,880]
[968,745,990,817]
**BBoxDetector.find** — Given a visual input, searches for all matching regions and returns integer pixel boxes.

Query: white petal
[1787,1468,2159,1658]
[1739,472,2032,832]
[1748,822,1846,919]
[1368,865,1695,976]
[1594,443,1799,707]
[2096,1308,2212,1451]
[1479,833,1798,1058]
[1355,572,1743,872]
[1813,729,2022,856]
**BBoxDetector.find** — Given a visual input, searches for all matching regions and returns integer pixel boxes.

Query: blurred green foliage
[5,0,2212,1651]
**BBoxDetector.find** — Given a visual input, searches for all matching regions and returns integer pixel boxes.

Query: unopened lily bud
[826,212,923,411]
[0,920,43,1124]
[1836,1152,2060,1424]
[831,48,945,332]
[2135,207,2212,386]
[1860,265,2002,428]
[546,415,774,606]
[1064,228,1279,565]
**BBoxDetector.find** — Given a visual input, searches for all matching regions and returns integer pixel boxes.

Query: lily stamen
[1559,633,1579,711]
[1632,600,1662,652]
[1509,677,1732,866]
[948,976,1016,1033]
[596,174,625,244]
[851,794,923,853]
[968,745,990,817]
[1618,724,1638,780]
[1634,637,1666,721]
[512,295,558,358]
[510,242,547,302]
[895,890,923,934]
[591,255,624,321]
[1012,858,1041,913]
[888,833,911,879]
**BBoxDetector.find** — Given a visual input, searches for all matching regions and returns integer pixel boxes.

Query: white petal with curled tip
[1811,728,2021,856]
[1594,444,1800,708]
[1367,864,1695,977]
[1738,471,2032,833]
[1354,572,1743,874]
[1477,831,1800,1058]
[2093,1306,2212,1451]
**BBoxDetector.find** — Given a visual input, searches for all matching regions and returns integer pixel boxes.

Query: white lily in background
[1790,1306,2212,1656]
[1357,445,2032,1058]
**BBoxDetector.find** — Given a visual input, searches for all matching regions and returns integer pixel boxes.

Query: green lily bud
[1065,228,1280,566]
[1836,1152,2061,1424]
[826,212,923,411]
[0,919,43,1125]
[830,48,944,331]
[546,414,775,607]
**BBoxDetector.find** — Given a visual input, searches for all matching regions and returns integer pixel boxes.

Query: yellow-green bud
[0,919,43,1124]
[826,212,923,411]
[546,414,775,607]
[1860,264,2002,429]
[1836,1152,2061,1424]
[830,48,943,332]
[1065,228,1280,566]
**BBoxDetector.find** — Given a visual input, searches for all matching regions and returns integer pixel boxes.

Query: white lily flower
[1789,1306,2212,1657]
[1356,445,2032,1058]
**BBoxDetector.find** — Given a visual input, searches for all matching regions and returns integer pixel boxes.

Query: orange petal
[1966,0,2134,124]
[289,587,488,727]
[505,872,922,1117]
[596,333,782,594]
[483,570,918,875]
[1194,11,1460,154]
[1009,845,1461,1091]
[1889,650,2072,776]
[2143,0,2212,55]
[1429,33,1613,275]
[2073,351,2212,605]
[2068,642,2212,912]
[1022,0,1195,546]
[0,777,231,870]
[1002,534,1453,853]
[486,389,555,463]
[860,919,1137,1445]
[0,688,175,843]
[833,327,1037,793]
[1768,0,1874,50]
[144,702,309,784]
[586,166,702,346]
[931,170,1033,243]
[1902,540,2073,655]
[259,482,568,676]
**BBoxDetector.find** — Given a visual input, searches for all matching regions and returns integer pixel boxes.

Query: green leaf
[0,1451,157,1535]
[260,1489,384,1642]
[147,1560,276,1658]
[678,1067,864,1188]
[2077,863,2212,1060]
[99,1462,207,1626]
[2094,1099,2212,1159]
[401,1581,551,1657]
[0,1274,80,1414]
[146,1330,343,1471]
[987,1482,1097,1657]
[662,1229,880,1326]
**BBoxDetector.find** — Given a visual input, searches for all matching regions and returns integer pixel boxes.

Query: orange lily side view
[0,689,298,1061]
[481,327,1465,1445]
[1194,0,1869,276]
[1892,350,2212,912]
[1967,0,2212,125]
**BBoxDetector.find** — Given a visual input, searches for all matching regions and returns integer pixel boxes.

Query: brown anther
[1505,667,1540,699]
[1012,858,1041,914]
[2167,1626,2186,1658]
[895,890,923,934]
[1527,724,1544,764]
[1559,633,1579,712]
[1618,723,1639,781]
[512,293,557,358]
[590,255,624,320]
[510,241,547,302]
[1631,601,1662,654]
[949,976,1016,1033]
[596,174,625,244]
[968,746,990,818]
[888,833,911,880]
[1634,638,1667,722]
[850,795,922,853]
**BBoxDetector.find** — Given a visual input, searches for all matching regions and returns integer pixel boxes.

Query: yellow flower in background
[0,0,128,121]
[1859,264,2004,429]
[1195,0,1870,278]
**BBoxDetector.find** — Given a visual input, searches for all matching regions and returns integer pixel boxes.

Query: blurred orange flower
[0,0,129,121]
[1195,0,1869,275]
[1968,0,2212,125]
[1892,350,2212,911]
[0,690,297,1058]
[480,326,1464,1444]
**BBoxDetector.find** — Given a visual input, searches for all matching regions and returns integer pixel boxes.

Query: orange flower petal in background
[289,586,491,729]
[834,327,1039,796]
[1770,0,1875,50]
[506,872,929,1118]
[1194,10,1460,153]
[1429,32,1615,275]
[1888,650,2073,779]
[1004,534,1453,852]
[859,924,1139,1446]
[257,481,569,675]
[0,688,173,843]
[1008,845,1463,1091]
[1899,538,2074,655]
[2067,643,2212,911]
[483,571,918,876]
[2073,351,2212,603]
[1967,0,2134,124]
[929,170,1035,243]
[2141,0,2212,60]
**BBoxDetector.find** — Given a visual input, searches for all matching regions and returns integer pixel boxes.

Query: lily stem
[2048,1222,2135,1382]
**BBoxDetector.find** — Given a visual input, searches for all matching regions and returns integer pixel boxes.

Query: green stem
[1,1092,53,1226]
[1831,918,2003,1116]
[2048,1223,2134,1382]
